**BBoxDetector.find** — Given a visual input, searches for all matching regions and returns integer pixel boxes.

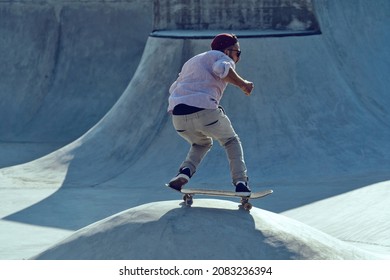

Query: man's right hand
[241,80,254,96]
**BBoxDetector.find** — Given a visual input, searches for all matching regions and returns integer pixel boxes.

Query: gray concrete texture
[0,0,389,259]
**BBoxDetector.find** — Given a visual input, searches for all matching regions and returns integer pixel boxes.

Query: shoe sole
[168,177,188,191]
[235,192,251,197]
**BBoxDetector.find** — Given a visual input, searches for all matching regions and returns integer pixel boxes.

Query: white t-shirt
[167,50,235,112]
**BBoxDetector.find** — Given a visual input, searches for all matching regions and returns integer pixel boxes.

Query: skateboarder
[167,33,254,196]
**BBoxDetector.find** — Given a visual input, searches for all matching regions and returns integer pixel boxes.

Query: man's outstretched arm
[223,68,254,96]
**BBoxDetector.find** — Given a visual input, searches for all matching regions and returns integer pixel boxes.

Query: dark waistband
[172,104,205,115]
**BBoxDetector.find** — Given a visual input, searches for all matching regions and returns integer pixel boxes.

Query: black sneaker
[168,167,192,192]
[235,181,251,197]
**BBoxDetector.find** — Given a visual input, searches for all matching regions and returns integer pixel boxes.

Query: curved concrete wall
[0,0,152,143]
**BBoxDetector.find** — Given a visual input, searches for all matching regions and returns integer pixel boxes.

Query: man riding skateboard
[167,33,254,196]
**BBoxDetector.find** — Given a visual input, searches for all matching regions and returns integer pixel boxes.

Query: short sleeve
[212,59,234,79]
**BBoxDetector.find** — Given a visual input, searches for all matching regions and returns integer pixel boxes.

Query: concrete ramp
[0,36,187,188]
[0,1,152,166]
[1,0,390,259]
[31,200,383,260]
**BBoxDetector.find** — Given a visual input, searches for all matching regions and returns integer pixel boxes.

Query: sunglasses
[228,49,241,57]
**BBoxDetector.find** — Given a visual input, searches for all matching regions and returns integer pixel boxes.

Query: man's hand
[241,80,254,96]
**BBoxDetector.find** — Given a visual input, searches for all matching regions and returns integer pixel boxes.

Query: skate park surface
[1,0,390,260]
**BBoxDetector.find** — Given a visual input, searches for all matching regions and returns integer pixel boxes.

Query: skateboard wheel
[186,198,193,206]
[243,202,252,211]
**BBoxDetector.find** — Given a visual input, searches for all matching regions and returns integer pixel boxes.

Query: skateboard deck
[182,188,273,199]
[165,184,273,211]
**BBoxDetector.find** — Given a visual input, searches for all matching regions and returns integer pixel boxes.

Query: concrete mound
[32,200,381,260]
[1,0,390,260]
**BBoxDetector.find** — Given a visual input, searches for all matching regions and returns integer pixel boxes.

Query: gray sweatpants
[172,107,248,185]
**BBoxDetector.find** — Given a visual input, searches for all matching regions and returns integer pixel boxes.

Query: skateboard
[165,184,273,211]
